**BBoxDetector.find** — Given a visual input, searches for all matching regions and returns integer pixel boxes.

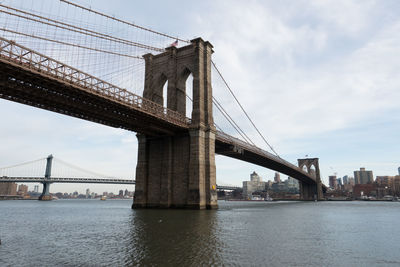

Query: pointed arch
[153,72,168,106]
[302,165,308,173]
[177,67,194,118]
[309,164,316,177]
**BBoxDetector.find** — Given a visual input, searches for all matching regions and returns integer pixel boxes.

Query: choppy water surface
[1,200,399,266]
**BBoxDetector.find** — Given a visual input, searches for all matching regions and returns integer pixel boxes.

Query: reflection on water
[126,209,221,266]
[1,200,400,266]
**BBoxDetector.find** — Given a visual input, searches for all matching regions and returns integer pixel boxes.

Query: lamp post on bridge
[39,154,53,201]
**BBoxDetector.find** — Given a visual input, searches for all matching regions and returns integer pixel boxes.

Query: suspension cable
[53,158,116,178]
[0,5,164,52]
[212,96,256,146]
[186,94,254,145]
[0,157,46,170]
[0,28,143,59]
[60,0,189,43]
[212,61,280,158]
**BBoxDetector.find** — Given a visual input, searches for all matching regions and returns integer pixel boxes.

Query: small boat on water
[100,196,107,201]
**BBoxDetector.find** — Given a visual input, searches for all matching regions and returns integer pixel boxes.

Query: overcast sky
[1,0,399,193]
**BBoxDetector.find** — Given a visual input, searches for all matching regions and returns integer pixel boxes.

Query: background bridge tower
[39,154,53,201]
[297,158,323,200]
[133,38,217,209]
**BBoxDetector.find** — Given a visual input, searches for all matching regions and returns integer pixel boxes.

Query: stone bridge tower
[297,158,323,200]
[133,38,217,209]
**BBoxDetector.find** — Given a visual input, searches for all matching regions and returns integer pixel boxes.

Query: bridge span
[0,36,324,208]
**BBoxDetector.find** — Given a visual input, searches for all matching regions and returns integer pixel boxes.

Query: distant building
[329,176,337,189]
[243,171,266,199]
[17,184,28,196]
[342,175,348,184]
[353,184,377,197]
[274,172,281,183]
[0,182,17,195]
[286,177,299,190]
[394,176,400,195]
[348,177,355,185]
[398,167,400,175]
[376,176,394,188]
[34,185,39,193]
[119,190,124,197]
[337,178,342,187]
[86,188,91,199]
[354,168,373,184]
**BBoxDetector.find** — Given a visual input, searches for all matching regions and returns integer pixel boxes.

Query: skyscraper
[398,167,400,175]
[342,175,348,184]
[329,176,337,189]
[274,172,281,183]
[354,168,374,184]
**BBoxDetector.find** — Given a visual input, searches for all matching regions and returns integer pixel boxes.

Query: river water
[0,200,399,266]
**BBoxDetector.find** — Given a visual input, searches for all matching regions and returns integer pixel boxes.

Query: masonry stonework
[297,158,324,200]
[133,38,217,209]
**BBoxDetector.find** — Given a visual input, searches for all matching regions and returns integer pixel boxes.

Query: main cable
[212,61,280,158]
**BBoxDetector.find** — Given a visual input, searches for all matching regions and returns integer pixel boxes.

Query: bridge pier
[39,155,53,201]
[39,182,52,201]
[133,38,217,209]
[298,158,324,201]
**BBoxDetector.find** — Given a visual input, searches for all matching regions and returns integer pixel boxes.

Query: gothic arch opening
[309,164,316,177]
[302,165,308,173]
[185,73,193,118]
[178,67,194,118]
[162,79,168,110]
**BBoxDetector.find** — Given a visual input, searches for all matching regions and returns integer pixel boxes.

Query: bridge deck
[0,37,318,185]
[0,37,189,136]
[215,132,316,184]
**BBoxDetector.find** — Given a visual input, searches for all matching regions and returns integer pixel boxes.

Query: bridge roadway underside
[0,60,187,136]
[215,140,316,186]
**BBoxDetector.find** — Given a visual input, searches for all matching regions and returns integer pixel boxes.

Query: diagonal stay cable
[212,96,256,146]
[186,94,254,145]
[212,60,280,158]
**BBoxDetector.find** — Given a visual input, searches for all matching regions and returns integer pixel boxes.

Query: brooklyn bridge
[0,1,325,209]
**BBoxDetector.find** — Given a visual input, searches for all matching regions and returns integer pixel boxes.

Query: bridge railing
[0,37,191,127]
[216,130,312,179]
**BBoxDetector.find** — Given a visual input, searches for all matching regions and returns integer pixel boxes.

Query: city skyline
[0,0,400,192]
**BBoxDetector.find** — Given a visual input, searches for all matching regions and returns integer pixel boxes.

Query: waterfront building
[348,177,355,185]
[329,175,337,189]
[286,177,299,190]
[243,171,266,199]
[398,167,400,175]
[337,178,343,187]
[0,182,17,195]
[394,176,400,195]
[343,183,354,192]
[86,188,91,199]
[342,175,348,184]
[17,184,28,196]
[34,185,39,193]
[354,168,373,184]
[376,176,394,188]
[353,184,376,197]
